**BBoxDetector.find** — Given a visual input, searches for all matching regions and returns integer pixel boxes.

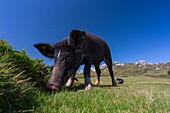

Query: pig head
[34,30,117,91]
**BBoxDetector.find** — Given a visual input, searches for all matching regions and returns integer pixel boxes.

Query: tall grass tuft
[0,40,50,112]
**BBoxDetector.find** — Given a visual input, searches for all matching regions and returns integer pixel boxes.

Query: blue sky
[0,0,170,66]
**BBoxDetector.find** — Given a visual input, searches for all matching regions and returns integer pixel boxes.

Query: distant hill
[78,60,170,78]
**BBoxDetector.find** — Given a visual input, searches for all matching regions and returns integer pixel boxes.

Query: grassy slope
[0,40,170,112]
[0,40,51,112]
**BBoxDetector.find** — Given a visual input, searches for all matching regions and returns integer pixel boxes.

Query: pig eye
[42,46,47,49]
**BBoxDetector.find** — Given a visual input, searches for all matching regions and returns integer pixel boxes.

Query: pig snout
[47,82,60,91]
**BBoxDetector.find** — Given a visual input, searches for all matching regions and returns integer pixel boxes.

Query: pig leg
[65,75,75,87]
[104,60,117,86]
[94,64,101,86]
[104,51,117,86]
[84,63,92,90]
[65,73,78,87]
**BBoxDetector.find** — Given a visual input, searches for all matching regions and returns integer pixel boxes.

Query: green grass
[0,40,51,112]
[0,40,170,112]
[35,76,170,113]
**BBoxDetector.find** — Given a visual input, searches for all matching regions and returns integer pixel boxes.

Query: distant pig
[34,30,117,91]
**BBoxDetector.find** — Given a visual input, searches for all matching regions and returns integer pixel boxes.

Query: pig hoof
[85,84,92,90]
[94,81,100,86]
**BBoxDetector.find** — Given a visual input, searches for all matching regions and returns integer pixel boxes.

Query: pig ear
[68,30,86,48]
[34,43,55,58]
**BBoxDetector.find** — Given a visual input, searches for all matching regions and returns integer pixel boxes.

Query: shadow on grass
[63,84,117,92]
[64,83,85,91]
[41,81,119,93]
[94,84,112,88]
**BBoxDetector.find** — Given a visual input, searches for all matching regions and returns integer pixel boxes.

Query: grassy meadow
[35,75,170,113]
[0,40,170,113]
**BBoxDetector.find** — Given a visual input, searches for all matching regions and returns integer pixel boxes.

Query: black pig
[34,30,117,91]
